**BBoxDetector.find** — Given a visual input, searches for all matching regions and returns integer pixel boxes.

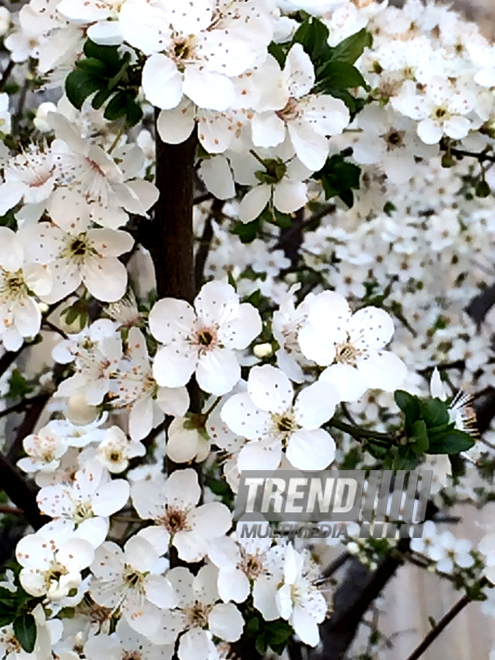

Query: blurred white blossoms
[150,280,261,395]
[221,364,340,470]
[298,291,407,401]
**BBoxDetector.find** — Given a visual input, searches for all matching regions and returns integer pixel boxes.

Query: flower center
[276,98,300,122]
[334,340,361,366]
[193,326,219,354]
[1,270,28,300]
[63,234,94,265]
[73,502,94,524]
[239,553,265,580]
[184,600,212,629]
[271,411,298,440]
[160,506,189,534]
[45,561,68,589]
[123,565,145,589]
[383,129,406,151]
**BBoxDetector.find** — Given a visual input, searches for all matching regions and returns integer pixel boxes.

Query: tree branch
[404,579,488,660]
[0,452,49,530]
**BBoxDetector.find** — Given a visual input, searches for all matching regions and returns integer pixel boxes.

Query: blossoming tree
[1,0,495,659]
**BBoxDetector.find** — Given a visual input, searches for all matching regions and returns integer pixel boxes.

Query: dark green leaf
[394,390,420,422]
[104,91,128,121]
[232,218,261,243]
[83,40,121,72]
[65,69,103,110]
[317,62,368,91]
[255,634,267,655]
[410,419,429,453]
[314,154,361,206]
[124,97,143,127]
[91,88,113,110]
[0,612,16,627]
[75,58,109,76]
[268,41,287,67]
[419,398,450,429]
[429,430,475,455]
[293,18,330,62]
[329,28,372,64]
[14,614,37,653]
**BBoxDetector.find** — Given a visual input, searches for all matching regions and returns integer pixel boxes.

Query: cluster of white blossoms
[3,0,495,658]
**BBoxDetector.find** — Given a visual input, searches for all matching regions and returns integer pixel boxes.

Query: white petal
[294,380,340,428]
[83,257,128,302]
[444,116,470,140]
[288,120,329,171]
[320,363,368,402]
[196,349,241,395]
[292,607,320,646]
[124,535,159,572]
[183,67,234,112]
[157,101,195,145]
[208,603,244,642]
[348,306,395,351]
[149,298,195,343]
[356,350,408,392]
[178,629,211,660]
[220,392,271,439]
[198,156,235,200]
[417,118,443,144]
[142,54,183,110]
[0,227,24,270]
[164,468,201,509]
[237,438,282,472]
[189,502,231,540]
[239,185,271,223]
[92,480,129,516]
[251,112,286,148]
[145,574,178,609]
[284,44,315,98]
[286,428,336,470]
[248,364,293,413]
[273,180,307,214]
[153,345,197,388]
[217,568,250,603]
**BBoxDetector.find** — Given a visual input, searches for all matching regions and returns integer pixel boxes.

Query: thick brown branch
[0,452,49,530]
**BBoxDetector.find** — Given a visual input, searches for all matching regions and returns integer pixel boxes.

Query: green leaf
[0,612,16,627]
[14,614,37,653]
[255,634,268,655]
[232,218,261,243]
[75,58,109,76]
[329,28,372,64]
[293,17,330,63]
[65,69,103,110]
[410,419,429,453]
[317,61,369,91]
[104,91,129,121]
[419,398,450,429]
[83,40,121,72]
[91,88,113,110]
[394,390,420,421]
[268,41,287,67]
[124,97,143,127]
[429,430,475,455]
[314,154,361,206]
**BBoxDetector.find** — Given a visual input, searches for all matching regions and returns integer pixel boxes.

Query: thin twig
[329,418,394,442]
[42,319,68,339]
[404,580,488,660]
[0,394,50,421]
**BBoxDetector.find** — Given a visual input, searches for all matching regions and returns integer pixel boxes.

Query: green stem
[329,418,394,443]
